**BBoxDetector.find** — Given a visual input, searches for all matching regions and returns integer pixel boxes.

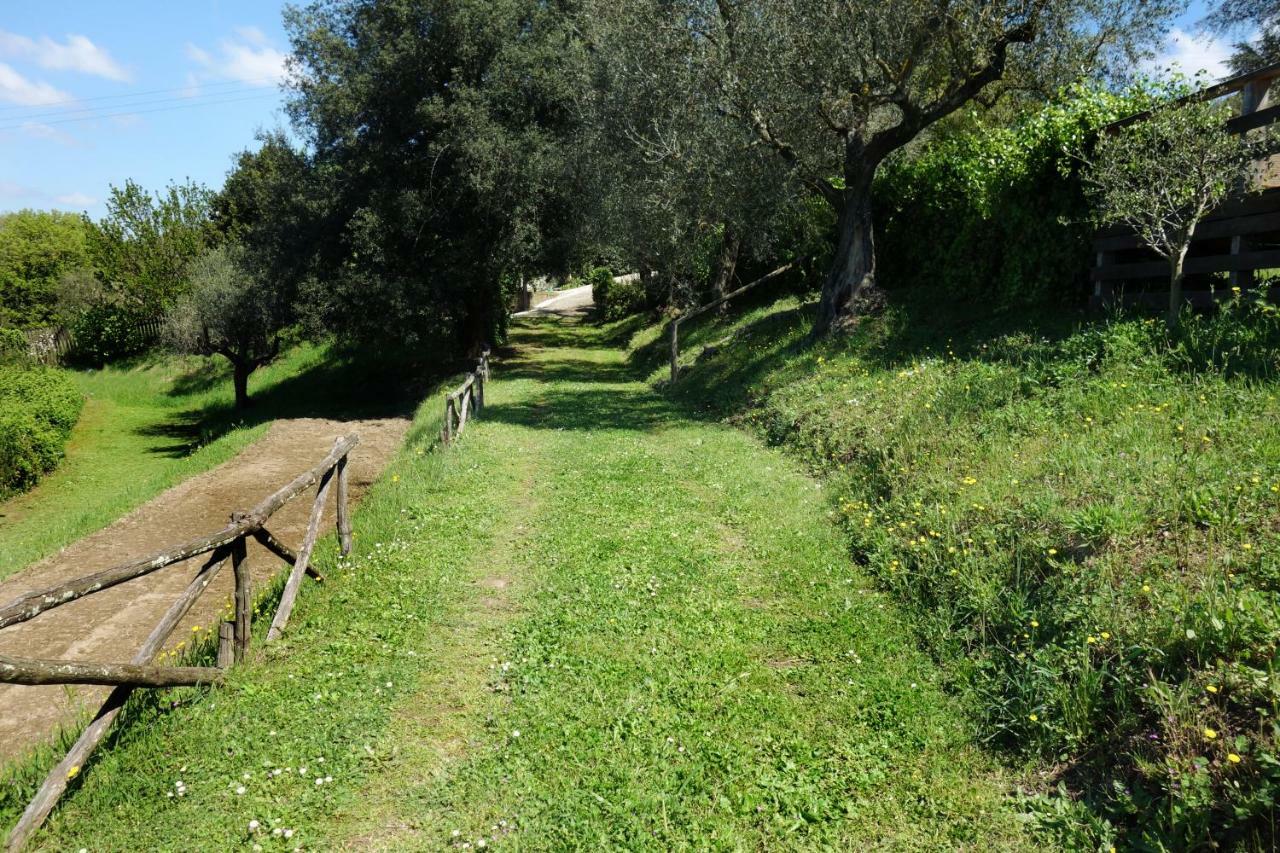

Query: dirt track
[0,416,409,765]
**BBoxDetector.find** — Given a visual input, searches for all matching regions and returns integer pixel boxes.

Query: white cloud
[186,29,287,86]
[0,180,40,200]
[1149,28,1235,81]
[53,192,96,208]
[0,61,70,106]
[0,31,130,82]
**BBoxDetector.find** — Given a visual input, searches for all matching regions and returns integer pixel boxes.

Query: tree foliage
[0,210,95,329]
[282,0,586,355]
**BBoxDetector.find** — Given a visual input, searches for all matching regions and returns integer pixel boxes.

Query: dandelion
[236,785,246,795]
[392,475,400,483]
[1203,727,1218,741]
[1030,620,1039,628]
[1029,713,1038,722]
[511,730,521,738]
[1206,685,1219,694]
[66,764,80,780]
[1100,632,1111,640]
[1228,753,1242,763]
[1047,548,1058,556]
[1142,584,1151,593]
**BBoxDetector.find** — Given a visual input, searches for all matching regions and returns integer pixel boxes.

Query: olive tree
[167,245,292,408]
[1081,96,1256,328]
[640,0,1176,333]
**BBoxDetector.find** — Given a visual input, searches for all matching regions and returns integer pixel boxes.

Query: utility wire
[2,84,281,125]
[0,92,283,133]
[0,77,285,115]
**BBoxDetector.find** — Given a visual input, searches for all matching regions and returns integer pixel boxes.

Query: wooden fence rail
[669,263,795,383]
[441,347,491,444]
[0,434,360,852]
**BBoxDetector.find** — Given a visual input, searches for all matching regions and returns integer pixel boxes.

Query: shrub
[0,365,82,494]
[67,303,154,365]
[588,266,613,313]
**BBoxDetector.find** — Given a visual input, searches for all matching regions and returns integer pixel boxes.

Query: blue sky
[0,1,1242,222]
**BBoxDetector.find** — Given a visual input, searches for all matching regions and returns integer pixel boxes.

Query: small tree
[1081,94,1256,329]
[167,245,291,408]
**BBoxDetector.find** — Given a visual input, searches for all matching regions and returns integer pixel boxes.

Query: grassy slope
[4,317,1030,851]
[0,343,405,580]
[632,291,1280,849]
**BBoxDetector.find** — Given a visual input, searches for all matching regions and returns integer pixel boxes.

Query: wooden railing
[0,435,359,851]
[441,348,491,444]
[668,264,794,383]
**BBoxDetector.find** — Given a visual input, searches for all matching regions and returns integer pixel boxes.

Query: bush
[875,86,1143,312]
[590,268,646,321]
[0,365,82,494]
[68,303,154,365]
[0,328,29,365]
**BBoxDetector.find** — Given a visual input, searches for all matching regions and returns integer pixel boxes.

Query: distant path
[0,416,409,764]
[512,283,593,317]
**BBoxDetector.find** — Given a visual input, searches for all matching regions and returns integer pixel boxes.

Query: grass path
[5,317,1031,850]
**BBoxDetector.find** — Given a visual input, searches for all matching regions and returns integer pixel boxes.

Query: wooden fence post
[669,320,680,383]
[475,369,485,412]
[231,534,251,663]
[216,621,234,669]
[335,456,352,556]
[443,397,455,444]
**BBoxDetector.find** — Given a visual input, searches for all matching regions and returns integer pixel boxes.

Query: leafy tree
[0,210,95,328]
[627,0,1177,334]
[166,245,292,408]
[1080,94,1257,328]
[91,179,217,316]
[283,0,586,355]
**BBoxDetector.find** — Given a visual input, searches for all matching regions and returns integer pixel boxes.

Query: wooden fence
[441,348,491,444]
[668,263,794,383]
[22,318,165,366]
[0,435,359,851]
[1092,62,1280,309]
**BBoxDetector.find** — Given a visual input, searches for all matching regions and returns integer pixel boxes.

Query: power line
[1,84,281,125]
[0,92,284,133]
[0,77,285,115]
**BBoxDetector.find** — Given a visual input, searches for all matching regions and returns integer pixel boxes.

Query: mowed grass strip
[332,317,1031,850]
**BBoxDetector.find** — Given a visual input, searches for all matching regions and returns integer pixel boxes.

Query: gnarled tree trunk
[232,360,251,409]
[815,167,878,335]
[712,228,741,314]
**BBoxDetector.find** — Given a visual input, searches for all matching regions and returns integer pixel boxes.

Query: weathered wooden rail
[22,318,164,366]
[668,263,795,382]
[0,435,359,851]
[441,348,491,444]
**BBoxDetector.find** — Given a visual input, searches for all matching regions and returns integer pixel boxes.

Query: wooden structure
[1092,62,1280,309]
[668,263,794,383]
[0,435,358,851]
[441,347,491,444]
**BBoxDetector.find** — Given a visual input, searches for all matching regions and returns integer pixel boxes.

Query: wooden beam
[266,459,337,642]
[251,528,324,582]
[1091,249,1280,281]
[0,654,223,688]
[335,458,352,557]
[1095,209,1280,251]
[231,536,250,664]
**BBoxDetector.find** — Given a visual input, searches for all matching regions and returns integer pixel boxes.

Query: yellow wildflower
[1203,727,1218,741]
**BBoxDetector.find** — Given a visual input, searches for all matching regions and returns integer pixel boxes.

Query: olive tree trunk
[232,359,252,409]
[1168,245,1189,330]
[815,168,877,335]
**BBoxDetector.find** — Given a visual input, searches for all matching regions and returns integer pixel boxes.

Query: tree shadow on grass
[137,353,425,458]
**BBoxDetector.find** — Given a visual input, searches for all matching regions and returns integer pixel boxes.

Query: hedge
[0,365,83,494]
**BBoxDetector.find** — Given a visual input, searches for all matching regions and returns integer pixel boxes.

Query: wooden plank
[266,461,337,642]
[1092,249,1280,281]
[251,528,324,582]
[5,547,229,851]
[1228,101,1280,133]
[1095,210,1280,252]
[669,320,680,383]
[0,435,361,630]
[678,262,795,325]
[231,536,250,664]
[1104,61,1280,133]
[0,654,223,688]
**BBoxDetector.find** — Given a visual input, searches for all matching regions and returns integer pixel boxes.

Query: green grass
[0,342,412,581]
[630,289,1280,849]
[3,316,1031,850]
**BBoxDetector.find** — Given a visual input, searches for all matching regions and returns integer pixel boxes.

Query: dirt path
[0,416,409,765]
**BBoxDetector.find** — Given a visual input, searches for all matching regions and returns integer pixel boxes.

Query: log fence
[441,348,491,444]
[668,263,795,383]
[0,434,359,851]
